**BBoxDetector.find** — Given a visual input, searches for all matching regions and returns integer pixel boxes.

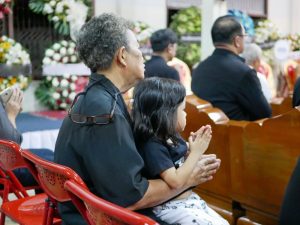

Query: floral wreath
[254,20,280,45]
[285,34,300,51]
[0,35,31,91]
[29,0,90,37]
[35,40,89,110]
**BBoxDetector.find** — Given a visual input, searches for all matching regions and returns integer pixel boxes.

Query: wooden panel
[209,204,234,225]
[271,96,293,117]
[183,95,232,210]
[230,107,300,224]
[237,216,261,225]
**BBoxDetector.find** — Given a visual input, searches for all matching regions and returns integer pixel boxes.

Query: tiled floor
[4,218,17,225]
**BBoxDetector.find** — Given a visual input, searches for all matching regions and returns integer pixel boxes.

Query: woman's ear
[116,46,127,67]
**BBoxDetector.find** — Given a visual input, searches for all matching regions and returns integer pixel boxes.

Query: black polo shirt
[138,137,187,179]
[54,73,149,225]
[145,55,180,81]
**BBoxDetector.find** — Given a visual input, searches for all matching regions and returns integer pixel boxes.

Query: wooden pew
[229,107,300,225]
[270,96,292,116]
[236,217,261,225]
[182,95,236,223]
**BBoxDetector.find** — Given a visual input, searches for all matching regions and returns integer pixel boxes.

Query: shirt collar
[213,48,245,63]
[89,73,120,96]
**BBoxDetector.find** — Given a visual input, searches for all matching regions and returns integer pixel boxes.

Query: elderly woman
[54,13,221,225]
[242,43,273,103]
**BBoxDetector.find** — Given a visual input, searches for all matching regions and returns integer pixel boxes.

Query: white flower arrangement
[0,35,30,65]
[42,40,77,65]
[35,40,89,110]
[255,20,280,44]
[29,0,89,37]
[0,35,31,91]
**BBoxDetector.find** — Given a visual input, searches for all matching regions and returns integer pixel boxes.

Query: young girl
[132,77,229,225]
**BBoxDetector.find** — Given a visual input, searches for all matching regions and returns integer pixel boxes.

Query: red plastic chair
[0,139,60,225]
[21,149,87,225]
[64,180,159,225]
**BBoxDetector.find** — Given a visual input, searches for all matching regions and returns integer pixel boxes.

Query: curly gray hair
[76,13,131,72]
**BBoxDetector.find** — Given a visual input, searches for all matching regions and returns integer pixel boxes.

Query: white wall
[95,0,167,30]
[268,0,291,35]
[201,0,227,60]
[290,0,300,34]
[268,0,300,35]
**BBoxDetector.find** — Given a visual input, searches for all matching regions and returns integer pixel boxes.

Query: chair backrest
[21,149,86,202]
[0,139,30,199]
[64,180,159,225]
[0,139,27,171]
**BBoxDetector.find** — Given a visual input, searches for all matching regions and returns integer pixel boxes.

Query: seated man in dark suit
[145,28,180,81]
[191,15,271,121]
[292,75,300,107]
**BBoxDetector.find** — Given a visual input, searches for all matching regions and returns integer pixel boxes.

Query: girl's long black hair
[132,77,186,146]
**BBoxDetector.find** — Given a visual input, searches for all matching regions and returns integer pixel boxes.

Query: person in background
[54,13,221,225]
[145,28,180,81]
[279,158,300,225]
[293,78,300,107]
[0,86,53,187]
[242,43,273,103]
[191,15,271,121]
[132,77,228,225]
[168,57,193,95]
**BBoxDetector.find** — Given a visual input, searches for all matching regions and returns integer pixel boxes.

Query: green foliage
[29,0,44,13]
[176,43,201,69]
[54,21,70,36]
[35,78,56,109]
[169,6,201,68]
[170,6,201,36]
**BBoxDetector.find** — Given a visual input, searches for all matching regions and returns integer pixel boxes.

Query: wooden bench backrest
[183,95,233,209]
[271,96,293,117]
[230,107,300,224]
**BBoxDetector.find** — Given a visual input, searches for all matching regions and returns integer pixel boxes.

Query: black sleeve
[78,113,149,207]
[169,67,180,81]
[0,102,22,144]
[141,141,174,178]
[237,69,272,120]
[280,158,300,225]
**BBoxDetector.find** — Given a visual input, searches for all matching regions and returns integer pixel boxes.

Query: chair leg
[46,202,55,225]
[0,212,6,225]
[42,198,50,225]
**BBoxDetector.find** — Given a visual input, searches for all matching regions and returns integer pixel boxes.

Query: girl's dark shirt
[138,136,188,179]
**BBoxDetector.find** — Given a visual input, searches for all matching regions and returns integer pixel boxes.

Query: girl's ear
[116,46,127,67]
